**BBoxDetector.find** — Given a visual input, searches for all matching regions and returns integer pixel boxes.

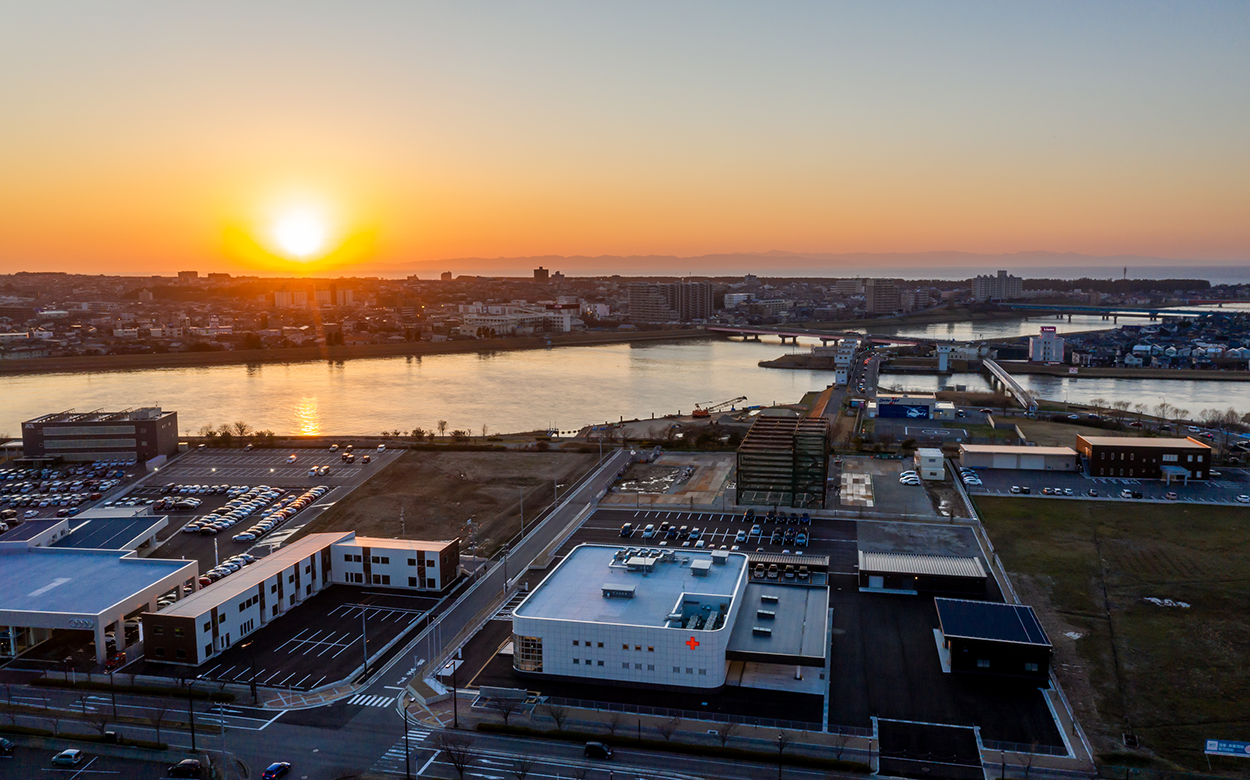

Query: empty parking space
[963,467,1250,505]
[139,585,439,692]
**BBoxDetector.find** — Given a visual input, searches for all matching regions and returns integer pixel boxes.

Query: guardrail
[982,740,1070,756]
[542,696,858,733]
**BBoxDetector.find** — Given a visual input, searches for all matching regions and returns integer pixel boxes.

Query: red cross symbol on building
[686,636,700,650]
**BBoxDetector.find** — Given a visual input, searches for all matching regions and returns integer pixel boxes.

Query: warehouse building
[868,394,936,420]
[0,545,197,665]
[21,407,179,464]
[934,598,1052,681]
[511,544,830,690]
[736,415,830,508]
[143,531,458,666]
[1075,435,1211,481]
[858,551,988,596]
[958,444,1079,471]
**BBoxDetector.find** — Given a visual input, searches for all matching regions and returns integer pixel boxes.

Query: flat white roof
[159,532,353,617]
[960,445,1077,456]
[339,536,456,553]
[0,547,194,618]
[514,544,747,628]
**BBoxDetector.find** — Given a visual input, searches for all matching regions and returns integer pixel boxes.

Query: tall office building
[970,270,1023,301]
[628,282,715,323]
[864,279,901,314]
[533,266,550,282]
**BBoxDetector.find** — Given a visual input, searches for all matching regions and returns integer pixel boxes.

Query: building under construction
[736,415,830,509]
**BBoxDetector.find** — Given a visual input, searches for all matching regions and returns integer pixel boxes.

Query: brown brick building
[1076,435,1211,481]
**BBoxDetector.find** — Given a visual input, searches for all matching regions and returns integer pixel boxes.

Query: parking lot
[0,746,180,780]
[834,456,939,517]
[581,507,858,571]
[961,466,1250,505]
[148,446,401,489]
[140,585,439,692]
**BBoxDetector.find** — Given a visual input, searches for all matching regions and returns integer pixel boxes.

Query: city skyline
[3,2,1248,277]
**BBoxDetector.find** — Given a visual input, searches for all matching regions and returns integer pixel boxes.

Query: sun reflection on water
[296,397,321,436]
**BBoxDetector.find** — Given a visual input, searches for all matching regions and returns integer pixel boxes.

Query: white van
[642,524,656,538]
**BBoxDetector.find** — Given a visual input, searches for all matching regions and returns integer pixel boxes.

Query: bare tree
[510,753,538,780]
[437,420,448,438]
[832,729,851,760]
[232,421,253,438]
[655,715,680,742]
[46,714,61,734]
[1154,402,1172,423]
[1088,398,1106,414]
[411,427,427,441]
[1174,407,1190,429]
[542,703,569,732]
[77,694,90,716]
[148,705,168,745]
[715,720,740,747]
[1017,743,1040,779]
[1110,400,1131,423]
[604,711,624,736]
[493,697,522,728]
[88,712,111,736]
[570,765,591,780]
[1132,403,1148,422]
[481,424,489,439]
[435,732,476,780]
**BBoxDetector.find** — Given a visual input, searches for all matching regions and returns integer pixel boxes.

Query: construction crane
[692,396,747,418]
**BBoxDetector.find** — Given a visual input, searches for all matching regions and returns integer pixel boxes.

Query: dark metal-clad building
[858,551,987,596]
[935,597,1052,681]
[21,408,179,464]
[1075,435,1211,481]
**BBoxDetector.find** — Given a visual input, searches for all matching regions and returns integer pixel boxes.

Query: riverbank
[0,329,708,376]
[791,305,1048,332]
[999,362,1250,381]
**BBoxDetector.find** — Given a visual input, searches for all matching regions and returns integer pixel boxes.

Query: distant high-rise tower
[970,270,1023,302]
[440,271,453,281]
[534,266,550,282]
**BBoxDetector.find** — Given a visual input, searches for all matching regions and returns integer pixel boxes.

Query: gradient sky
[2,2,1248,276]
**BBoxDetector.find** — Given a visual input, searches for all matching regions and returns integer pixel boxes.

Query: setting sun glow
[273,212,329,259]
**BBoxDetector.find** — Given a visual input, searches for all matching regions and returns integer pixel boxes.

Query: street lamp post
[403,699,413,780]
[185,681,197,752]
[361,609,369,676]
[107,668,117,717]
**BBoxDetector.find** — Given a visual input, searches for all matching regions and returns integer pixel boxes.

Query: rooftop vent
[752,626,773,637]
[602,584,636,599]
[710,550,729,565]
[690,559,712,577]
[756,609,776,620]
[761,594,779,604]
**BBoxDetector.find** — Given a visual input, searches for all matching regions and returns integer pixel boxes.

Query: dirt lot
[1016,419,1146,448]
[602,452,735,507]
[292,450,598,557]
[978,496,1250,772]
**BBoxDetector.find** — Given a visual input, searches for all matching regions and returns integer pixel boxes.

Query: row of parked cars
[957,467,982,487]
[201,552,258,586]
[899,470,922,486]
[231,485,330,544]
[742,508,811,524]
[180,486,285,536]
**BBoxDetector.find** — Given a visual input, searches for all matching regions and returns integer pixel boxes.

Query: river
[2,314,1246,436]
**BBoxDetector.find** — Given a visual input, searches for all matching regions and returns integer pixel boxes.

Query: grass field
[977,496,1250,772]
[1015,419,1146,448]
[293,450,598,557]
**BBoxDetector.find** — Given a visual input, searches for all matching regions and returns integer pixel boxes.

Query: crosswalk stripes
[348,693,396,708]
[493,591,528,620]
[371,729,433,774]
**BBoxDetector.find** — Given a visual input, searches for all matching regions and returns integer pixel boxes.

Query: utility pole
[400,504,405,539]
[219,702,229,780]
[361,609,369,675]
[186,682,196,752]
[518,488,525,537]
[403,700,413,780]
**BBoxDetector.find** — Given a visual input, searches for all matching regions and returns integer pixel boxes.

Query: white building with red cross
[511,544,751,689]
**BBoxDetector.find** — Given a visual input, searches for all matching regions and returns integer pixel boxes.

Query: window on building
[1188,454,1194,462]
[597,642,604,648]
[426,578,436,588]
[513,635,543,673]
[634,663,642,669]
[647,646,654,652]
[271,584,277,593]
[686,667,693,675]
[154,647,166,657]
[977,659,991,668]
[153,626,164,636]
[408,558,416,566]
[622,662,629,669]
[698,669,706,675]
[635,645,641,651]
[289,595,295,605]
[408,577,417,587]
[1024,662,1039,672]
[573,640,579,646]
[204,644,212,656]
[573,658,579,665]
[218,614,225,624]
[175,648,186,659]
[272,606,279,616]
[622,644,628,650]
[597,660,604,666]
[673,666,680,673]
[344,553,352,562]
[647,664,655,671]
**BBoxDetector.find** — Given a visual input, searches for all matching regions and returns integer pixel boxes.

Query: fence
[542,696,871,735]
[983,739,1071,757]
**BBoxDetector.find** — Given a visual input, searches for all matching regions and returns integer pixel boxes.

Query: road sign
[1205,740,1250,757]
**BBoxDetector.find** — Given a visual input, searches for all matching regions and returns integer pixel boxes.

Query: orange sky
[2,3,1248,276]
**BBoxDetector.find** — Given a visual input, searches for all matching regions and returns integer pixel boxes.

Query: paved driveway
[963,467,1250,505]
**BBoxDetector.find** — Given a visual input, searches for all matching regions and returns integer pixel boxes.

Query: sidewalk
[257,682,359,710]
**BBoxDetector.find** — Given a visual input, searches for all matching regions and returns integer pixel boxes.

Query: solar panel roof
[934,597,1050,647]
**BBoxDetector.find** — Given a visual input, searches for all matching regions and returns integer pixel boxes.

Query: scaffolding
[735,416,830,509]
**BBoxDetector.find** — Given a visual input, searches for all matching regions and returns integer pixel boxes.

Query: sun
[272,211,329,259]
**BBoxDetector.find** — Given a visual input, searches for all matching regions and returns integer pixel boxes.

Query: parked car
[51,749,84,766]
[0,736,14,755]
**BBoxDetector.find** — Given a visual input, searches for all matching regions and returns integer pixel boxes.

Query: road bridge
[983,359,1037,412]
[1002,303,1226,320]
[707,325,958,347]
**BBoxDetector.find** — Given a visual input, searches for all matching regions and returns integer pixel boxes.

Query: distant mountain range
[354,251,1224,280]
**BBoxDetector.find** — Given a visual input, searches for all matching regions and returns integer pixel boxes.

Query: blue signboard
[877,403,930,420]
[1205,740,1250,757]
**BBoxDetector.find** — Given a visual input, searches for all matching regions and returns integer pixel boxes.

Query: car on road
[1087,488,1099,497]
[1010,485,1021,494]
[0,736,13,755]
[51,749,84,766]
[749,524,761,536]
[377,444,386,452]
[641,524,655,538]
[168,758,203,777]
[361,454,371,464]
[619,523,632,537]
[1237,495,1250,504]
[261,763,292,779]
[584,742,613,760]
[1165,491,1178,500]
[286,454,297,463]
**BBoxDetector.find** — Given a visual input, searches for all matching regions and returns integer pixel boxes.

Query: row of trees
[195,421,277,447]
[380,421,487,442]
